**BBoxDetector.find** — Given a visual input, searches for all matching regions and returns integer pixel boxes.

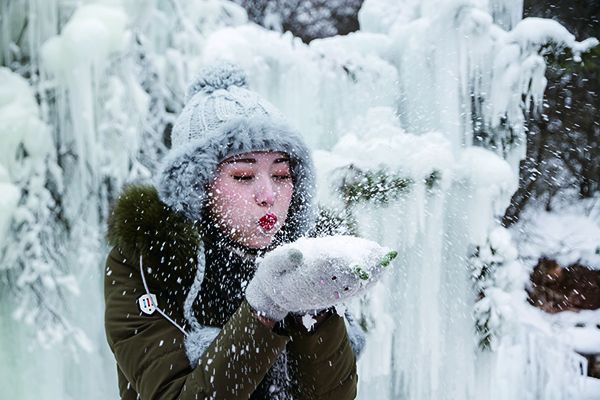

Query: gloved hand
[245,235,397,321]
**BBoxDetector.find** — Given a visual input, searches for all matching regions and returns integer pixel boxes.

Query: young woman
[104,63,394,399]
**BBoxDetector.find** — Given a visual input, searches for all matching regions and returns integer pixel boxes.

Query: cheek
[283,183,294,204]
[277,183,294,212]
[209,182,253,222]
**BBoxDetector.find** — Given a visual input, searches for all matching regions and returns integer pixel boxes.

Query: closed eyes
[232,174,291,181]
[232,175,253,181]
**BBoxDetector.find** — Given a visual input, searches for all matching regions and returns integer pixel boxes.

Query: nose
[254,175,275,207]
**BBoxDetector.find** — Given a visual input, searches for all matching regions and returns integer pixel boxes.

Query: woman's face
[207,151,294,249]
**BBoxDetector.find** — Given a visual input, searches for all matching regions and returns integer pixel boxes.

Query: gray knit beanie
[156,62,317,241]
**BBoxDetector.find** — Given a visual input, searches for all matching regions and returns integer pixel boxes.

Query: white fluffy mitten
[245,235,397,320]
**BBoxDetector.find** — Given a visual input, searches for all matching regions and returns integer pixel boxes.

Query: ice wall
[209,1,595,398]
[201,25,398,150]
[0,1,246,399]
[0,0,597,399]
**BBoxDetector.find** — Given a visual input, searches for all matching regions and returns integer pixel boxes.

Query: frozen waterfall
[0,0,597,399]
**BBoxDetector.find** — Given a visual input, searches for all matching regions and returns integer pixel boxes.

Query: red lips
[258,213,278,231]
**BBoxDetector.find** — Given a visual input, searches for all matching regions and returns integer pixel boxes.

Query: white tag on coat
[137,293,158,315]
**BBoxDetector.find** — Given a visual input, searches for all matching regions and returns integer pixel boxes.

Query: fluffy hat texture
[157,61,317,242]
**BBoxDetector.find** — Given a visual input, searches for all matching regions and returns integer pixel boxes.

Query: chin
[230,224,282,249]
[245,237,274,249]
[243,229,278,249]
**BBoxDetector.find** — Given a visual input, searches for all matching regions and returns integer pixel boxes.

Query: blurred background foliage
[503,0,599,225]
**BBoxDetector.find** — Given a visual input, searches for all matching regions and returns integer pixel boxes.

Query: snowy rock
[516,211,600,270]
[563,327,600,356]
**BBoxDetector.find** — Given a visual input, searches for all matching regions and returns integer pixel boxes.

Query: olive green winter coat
[104,185,358,399]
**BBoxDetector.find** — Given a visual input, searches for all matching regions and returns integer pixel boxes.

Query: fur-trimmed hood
[155,62,317,241]
[106,185,200,299]
[107,184,222,363]
[156,115,317,244]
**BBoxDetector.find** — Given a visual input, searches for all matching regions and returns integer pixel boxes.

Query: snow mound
[517,211,600,270]
[41,4,128,74]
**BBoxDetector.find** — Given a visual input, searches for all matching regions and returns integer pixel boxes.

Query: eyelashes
[231,175,291,182]
[232,175,252,181]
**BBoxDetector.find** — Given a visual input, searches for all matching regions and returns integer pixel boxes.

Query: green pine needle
[353,266,370,280]
[379,250,398,267]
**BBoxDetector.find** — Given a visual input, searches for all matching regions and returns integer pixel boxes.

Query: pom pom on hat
[186,61,248,101]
